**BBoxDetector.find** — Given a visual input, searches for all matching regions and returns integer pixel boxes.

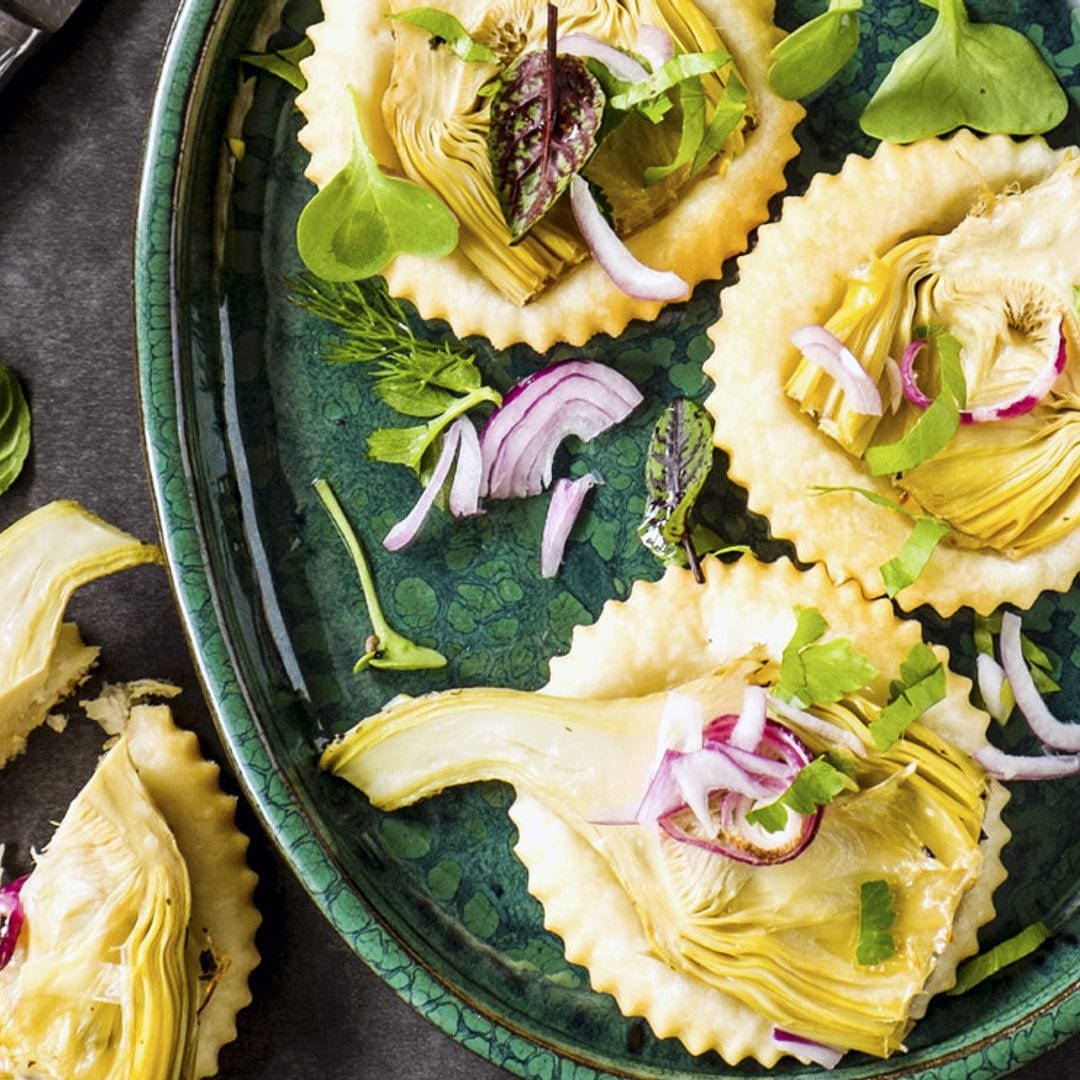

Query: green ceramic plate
[135,1,1080,1076]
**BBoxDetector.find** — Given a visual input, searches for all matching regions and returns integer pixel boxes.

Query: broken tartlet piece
[704,131,1080,615]
[0,501,260,1078]
[296,0,802,349]
[319,556,1007,1064]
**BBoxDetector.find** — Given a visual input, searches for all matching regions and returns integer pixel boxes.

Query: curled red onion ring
[633,24,673,70]
[1000,611,1080,751]
[383,420,465,551]
[540,473,601,578]
[569,175,690,301]
[729,685,766,751]
[961,324,1067,424]
[974,743,1080,781]
[480,360,642,499]
[790,325,883,416]
[899,339,932,409]
[558,31,649,81]
[0,875,27,971]
[773,1028,844,1069]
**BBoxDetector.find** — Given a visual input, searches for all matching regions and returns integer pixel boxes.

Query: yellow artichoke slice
[0,738,196,1080]
[297,0,802,348]
[322,557,1005,1063]
[704,132,1077,614]
[0,500,161,768]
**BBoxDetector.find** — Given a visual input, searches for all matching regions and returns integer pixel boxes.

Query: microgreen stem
[313,477,447,672]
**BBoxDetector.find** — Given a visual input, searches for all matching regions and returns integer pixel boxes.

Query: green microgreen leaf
[642,78,705,186]
[637,399,715,582]
[864,333,965,476]
[0,362,30,496]
[810,484,915,518]
[386,8,496,62]
[871,642,946,751]
[488,10,604,240]
[312,478,447,672]
[857,880,897,965]
[691,73,748,174]
[239,36,314,91]
[745,756,857,833]
[860,0,1067,142]
[767,0,863,100]
[973,613,1061,696]
[609,48,731,110]
[880,516,950,599]
[368,386,501,474]
[776,606,877,708]
[948,922,1051,995]
[296,87,458,281]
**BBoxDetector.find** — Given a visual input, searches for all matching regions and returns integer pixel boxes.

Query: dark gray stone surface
[0,0,1076,1076]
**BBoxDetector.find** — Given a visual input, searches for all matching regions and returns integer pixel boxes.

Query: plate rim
[131,0,1080,1075]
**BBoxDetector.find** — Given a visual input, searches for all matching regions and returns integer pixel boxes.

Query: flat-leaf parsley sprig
[289,274,501,472]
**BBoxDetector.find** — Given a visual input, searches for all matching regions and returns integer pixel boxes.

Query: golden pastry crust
[702,132,1073,616]
[508,556,1006,1065]
[296,0,803,349]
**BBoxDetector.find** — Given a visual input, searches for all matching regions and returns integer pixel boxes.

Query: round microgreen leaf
[767,0,863,101]
[0,362,30,496]
[297,87,458,281]
[860,0,1068,142]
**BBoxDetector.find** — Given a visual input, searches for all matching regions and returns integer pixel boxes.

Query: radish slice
[383,421,464,551]
[766,693,868,758]
[790,325,883,416]
[481,360,642,499]
[974,744,1080,781]
[729,685,766,752]
[976,652,1011,723]
[0,875,26,971]
[883,356,903,413]
[540,473,601,578]
[961,325,1067,423]
[448,417,483,518]
[773,1029,844,1069]
[899,339,932,409]
[558,31,649,81]
[568,175,690,301]
[633,24,673,70]
[1000,611,1080,750]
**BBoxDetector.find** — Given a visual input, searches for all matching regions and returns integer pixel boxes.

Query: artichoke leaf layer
[296,0,802,348]
[704,132,1076,614]
[322,557,1006,1063]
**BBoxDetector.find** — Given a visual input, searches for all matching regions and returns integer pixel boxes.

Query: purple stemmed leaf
[487,45,604,241]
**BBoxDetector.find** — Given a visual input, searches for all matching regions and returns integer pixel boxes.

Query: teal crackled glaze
[134,0,1080,1076]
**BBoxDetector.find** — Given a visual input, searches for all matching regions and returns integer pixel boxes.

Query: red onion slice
[655,693,705,766]
[729,685,766,751]
[635,748,685,824]
[718,742,797,780]
[773,1028,844,1069]
[558,31,649,81]
[540,473,601,578]
[976,652,1011,724]
[1000,611,1080,751]
[672,747,785,835]
[766,694,868,758]
[961,325,1067,424]
[633,24,673,70]
[899,339,932,409]
[790,325,883,416]
[448,417,483,518]
[974,744,1080,781]
[383,420,464,551]
[569,175,690,301]
[481,360,643,499]
[0,875,27,971]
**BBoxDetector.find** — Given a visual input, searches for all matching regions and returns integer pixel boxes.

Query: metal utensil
[0,0,85,93]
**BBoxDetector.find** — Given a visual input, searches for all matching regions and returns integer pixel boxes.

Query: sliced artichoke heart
[784,153,1080,554]
[322,659,986,1057]
[0,738,196,1080]
[383,0,750,305]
